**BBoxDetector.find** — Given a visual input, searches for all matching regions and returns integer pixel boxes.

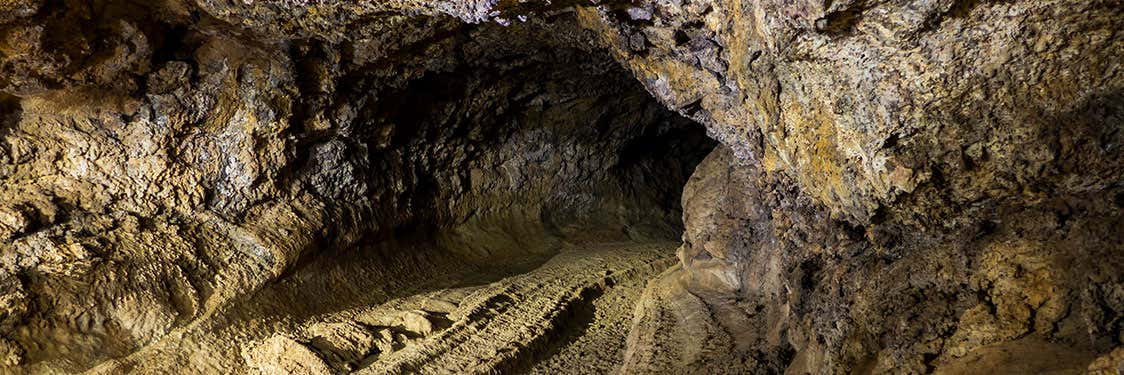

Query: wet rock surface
[0,0,1121,373]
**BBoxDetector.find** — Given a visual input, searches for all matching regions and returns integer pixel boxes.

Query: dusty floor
[79,241,676,374]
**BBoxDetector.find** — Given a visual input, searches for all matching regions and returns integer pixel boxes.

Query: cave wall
[0,0,1122,373]
[0,1,713,371]
[633,145,1123,373]
[579,0,1124,372]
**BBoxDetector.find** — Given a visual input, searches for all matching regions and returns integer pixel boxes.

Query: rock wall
[579,0,1124,372]
[581,0,1123,225]
[0,1,713,371]
[0,0,1121,373]
[626,145,1122,373]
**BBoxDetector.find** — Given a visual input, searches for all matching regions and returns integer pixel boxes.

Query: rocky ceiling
[0,0,1122,374]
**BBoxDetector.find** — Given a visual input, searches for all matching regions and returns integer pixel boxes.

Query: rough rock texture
[1,0,1122,373]
[638,145,1123,373]
[579,0,1124,372]
[0,1,713,372]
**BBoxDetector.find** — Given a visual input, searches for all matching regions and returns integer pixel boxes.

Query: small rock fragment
[243,336,333,375]
[397,310,435,335]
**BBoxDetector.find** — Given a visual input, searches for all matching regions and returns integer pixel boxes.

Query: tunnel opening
[0,5,724,373]
[3,0,1124,373]
[285,16,718,264]
[268,14,717,311]
[197,15,718,373]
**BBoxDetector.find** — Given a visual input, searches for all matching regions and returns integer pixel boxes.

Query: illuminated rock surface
[0,0,1120,373]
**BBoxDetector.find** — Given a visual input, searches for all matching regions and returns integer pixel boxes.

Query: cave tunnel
[1,0,1123,374]
[0,5,719,373]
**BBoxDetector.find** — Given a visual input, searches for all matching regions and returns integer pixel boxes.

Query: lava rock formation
[0,0,1121,374]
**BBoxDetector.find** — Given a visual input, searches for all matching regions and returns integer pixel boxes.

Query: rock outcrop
[580,0,1124,372]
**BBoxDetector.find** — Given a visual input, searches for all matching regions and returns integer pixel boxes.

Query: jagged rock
[584,0,1124,226]
[361,310,437,337]
[0,274,26,328]
[0,337,22,367]
[0,206,28,240]
[396,311,435,336]
[243,336,333,375]
[585,0,1124,372]
[0,0,1119,373]
[304,322,380,371]
[1088,347,1124,375]
[373,329,397,356]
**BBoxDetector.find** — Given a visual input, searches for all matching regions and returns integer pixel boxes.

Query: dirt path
[88,241,677,374]
[86,239,553,374]
[242,241,676,374]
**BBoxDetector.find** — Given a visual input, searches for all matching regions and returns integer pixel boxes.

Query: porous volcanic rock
[1,0,1121,373]
[580,0,1124,372]
[0,1,713,372]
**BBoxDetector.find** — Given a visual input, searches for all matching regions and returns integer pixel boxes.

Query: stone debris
[0,0,1120,374]
[243,336,334,375]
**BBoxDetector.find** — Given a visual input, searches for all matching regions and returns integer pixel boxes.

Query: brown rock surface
[581,0,1124,371]
[0,0,1120,373]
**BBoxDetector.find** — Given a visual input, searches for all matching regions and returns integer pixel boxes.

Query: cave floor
[86,241,678,374]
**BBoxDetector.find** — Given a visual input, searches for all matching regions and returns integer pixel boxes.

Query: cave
[1,0,1123,374]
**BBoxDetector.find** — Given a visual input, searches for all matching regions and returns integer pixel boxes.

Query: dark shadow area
[285,17,717,264]
[209,17,716,366]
